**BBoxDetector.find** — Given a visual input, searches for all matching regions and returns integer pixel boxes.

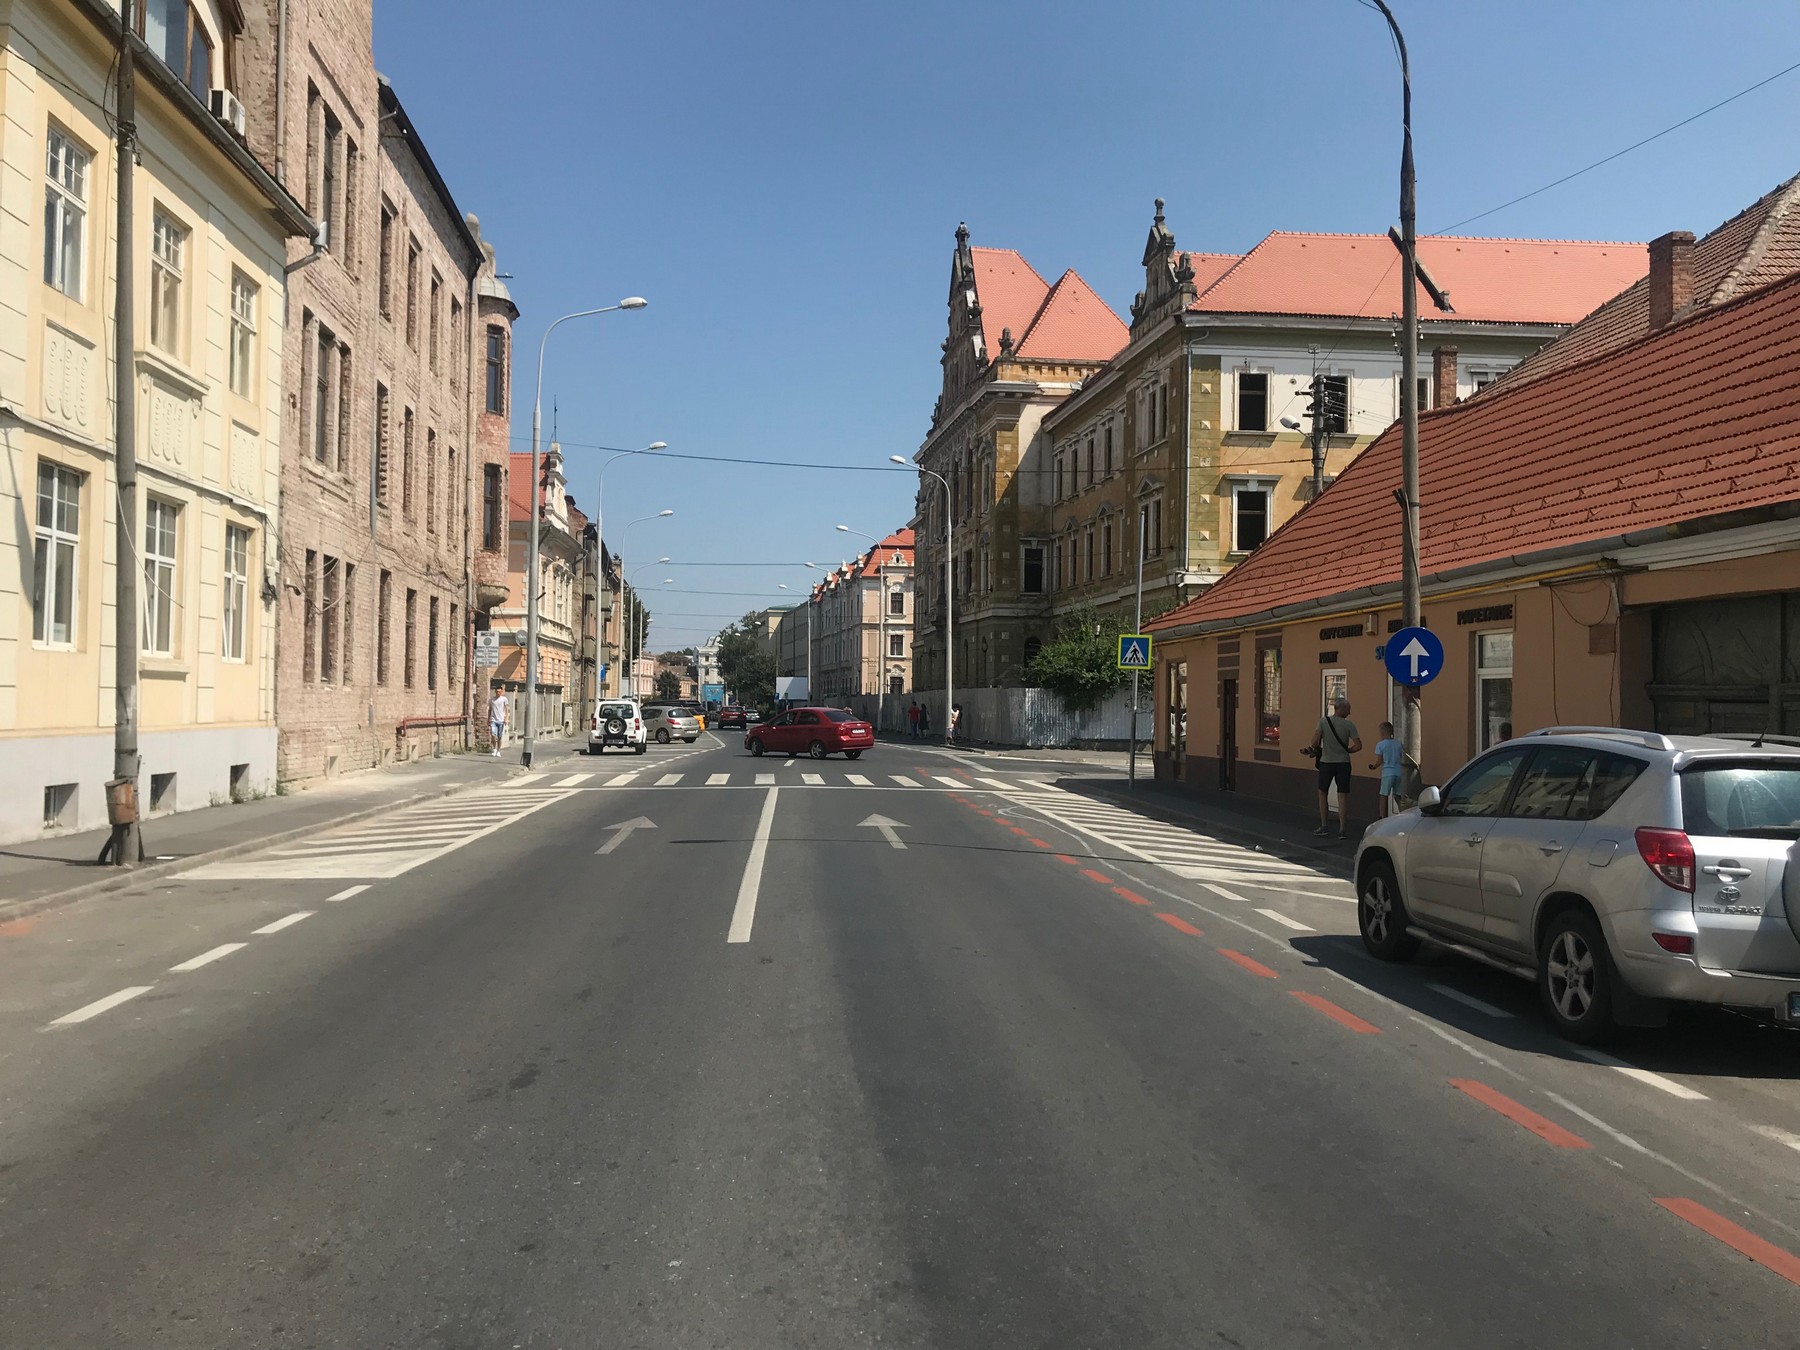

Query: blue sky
[375,0,1800,649]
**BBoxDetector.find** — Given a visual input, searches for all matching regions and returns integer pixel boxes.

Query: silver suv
[1354,727,1800,1043]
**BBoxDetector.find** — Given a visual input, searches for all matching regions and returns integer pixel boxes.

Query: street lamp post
[892,456,952,745]
[523,297,646,767]
[1371,0,1423,777]
[627,564,673,697]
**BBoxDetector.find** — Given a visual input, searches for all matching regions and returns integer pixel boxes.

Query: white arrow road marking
[595,816,658,856]
[859,813,908,850]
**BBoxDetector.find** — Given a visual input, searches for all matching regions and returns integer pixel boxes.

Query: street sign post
[473,631,500,669]
[1117,634,1153,671]
[1383,626,1442,687]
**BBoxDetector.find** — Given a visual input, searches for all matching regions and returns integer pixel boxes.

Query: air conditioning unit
[210,89,246,137]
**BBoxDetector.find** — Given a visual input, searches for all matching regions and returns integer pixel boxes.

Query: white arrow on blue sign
[1382,626,1443,687]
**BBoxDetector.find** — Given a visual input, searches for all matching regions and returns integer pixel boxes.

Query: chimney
[1648,230,1695,332]
[1431,346,1459,408]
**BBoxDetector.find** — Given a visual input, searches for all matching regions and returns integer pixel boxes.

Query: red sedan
[746,707,874,760]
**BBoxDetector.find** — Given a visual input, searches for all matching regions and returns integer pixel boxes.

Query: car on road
[588,699,648,755]
[640,704,701,744]
[1354,726,1800,1043]
[674,701,707,731]
[715,705,748,730]
[745,708,762,724]
[745,707,874,760]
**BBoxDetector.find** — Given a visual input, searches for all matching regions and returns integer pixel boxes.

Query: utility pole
[1308,372,1329,500]
[1128,507,1147,788]
[1372,0,1424,776]
[104,5,141,866]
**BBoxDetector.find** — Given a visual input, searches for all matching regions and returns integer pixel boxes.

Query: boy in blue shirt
[1370,721,1404,817]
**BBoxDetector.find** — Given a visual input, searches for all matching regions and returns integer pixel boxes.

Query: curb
[0,767,529,926]
[1061,779,1359,882]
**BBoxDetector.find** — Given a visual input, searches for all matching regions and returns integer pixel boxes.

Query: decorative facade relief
[229,422,259,497]
[146,377,198,470]
[42,324,94,433]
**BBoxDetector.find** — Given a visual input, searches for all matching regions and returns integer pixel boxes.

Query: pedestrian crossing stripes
[179,787,577,882]
[483,769,1059,793]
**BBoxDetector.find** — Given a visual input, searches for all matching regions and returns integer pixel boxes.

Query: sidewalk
[1051,774,1363,880]
[0,737,576,920]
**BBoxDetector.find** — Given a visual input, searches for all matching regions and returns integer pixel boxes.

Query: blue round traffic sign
[1383,626,1443,687]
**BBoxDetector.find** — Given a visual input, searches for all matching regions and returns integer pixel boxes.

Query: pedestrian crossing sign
[1117,634,1153,670]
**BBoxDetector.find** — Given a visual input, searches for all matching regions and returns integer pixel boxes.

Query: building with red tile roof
[1143,239,1800,817]
[490,443,586,736]
[807,529,916,701]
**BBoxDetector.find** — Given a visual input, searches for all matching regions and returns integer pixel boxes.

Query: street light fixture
[891,454,953,745]
[523,297,647,768]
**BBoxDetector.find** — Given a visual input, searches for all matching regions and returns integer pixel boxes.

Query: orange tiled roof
[1497,172,1800,390]
[970,247,1051,357]
[1014,270,1130,362]
[1182,251,1242,295]
[1148,267,1800,634]
[507,451,535,519]
[1191,231,1644,325]
[853,528,915,578]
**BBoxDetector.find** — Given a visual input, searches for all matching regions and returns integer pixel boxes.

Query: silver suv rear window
[1680,762,1800,838]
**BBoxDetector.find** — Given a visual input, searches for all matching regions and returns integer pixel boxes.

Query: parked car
[587,700,648,755]
[674,701,707,731]
[640,705,701,744]
[715,706,748,730]
[1354,726,1800,1042]
[745,707,874,760]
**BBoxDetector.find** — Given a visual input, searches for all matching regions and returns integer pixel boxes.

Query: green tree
[654,669,683,702]
[717,612,778,710]
[1022,603,1166,713]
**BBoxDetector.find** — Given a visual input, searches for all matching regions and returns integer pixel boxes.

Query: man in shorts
[1309,698,1363,838]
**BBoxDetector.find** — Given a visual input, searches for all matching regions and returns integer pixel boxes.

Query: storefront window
[1257,642,1282,744]
[1476,630,1513,750]
[1166,661,1188,771]
[1322,668,1348,714]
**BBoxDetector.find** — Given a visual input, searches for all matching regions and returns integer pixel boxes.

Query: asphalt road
[3,734,1798,1347]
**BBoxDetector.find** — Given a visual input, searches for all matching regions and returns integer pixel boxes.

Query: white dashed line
[1256,908,1312,931]
[511,774,546,787]
[708,773,730,786]
[169,943,247,972]
[657,774,684,786]
[252,911,314,935]
[1750,1124,1800,1155]
[933,775,966,789]
[553,773,593,787]
[324,885,370,903]
[48,986,154,1027]
[1572,1047,1710,1100]
[1427,983,1516,1018]
[890,775,921,787]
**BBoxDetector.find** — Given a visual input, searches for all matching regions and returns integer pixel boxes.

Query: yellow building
[0,1,310,841]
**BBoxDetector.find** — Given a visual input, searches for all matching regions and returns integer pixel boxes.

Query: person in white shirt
[488,689,509,756]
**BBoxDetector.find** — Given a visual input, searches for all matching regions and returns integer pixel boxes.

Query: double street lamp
[523,297,647,767]
[891,455,953,745]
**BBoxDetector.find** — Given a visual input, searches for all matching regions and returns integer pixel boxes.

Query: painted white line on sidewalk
[1572,1047,1710,1100]
[553,773,593,787]
[253,911,314,935]
[802,773,824,786]
[707,773,731,786]
[1428,983,1516,1018]
[890,775,921,787]
[170,943,247,972]
[728,787,781,945]
[755,773,776,786]
[324,885,370,903]
[1256,908,1312,931]
[657,774,684,786]
[845,773,873,786]
[1203,883,1254,904]
[48,986,154,1027]
[605,773,640,787]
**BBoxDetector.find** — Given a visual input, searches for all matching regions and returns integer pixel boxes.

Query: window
[404,588,417,688]
[374,383,391,503]
[1256,641,1282,745]
[889,633,904,658]
[378,203,395,316]
[336,344,353,473]
[311,320,333,461]
[1232,482,1271,552]
[1105,426,1116,475]
[402,407,415,517]
[1084,527,1095,583]
[222,525,249,662]
[1236,371,1269,432]
[1470,368,1506,393]
[33,462,81,647]
[1439,747,1529,818]
[143,0,211,99]
[1476,630,1513,751]
[44,126,89,299]
[483,463,502,549]
[1101,519,1114,577]
[1321,668,1348,715]
[426,428,437,534]
[150,211,186,354]
[428,597,440,691]
[429,272,442,370]
[405,238,420,347]
[321,555,339,681]
[890,586,906,615]
[377,569,392,684]
[448,602,458,687]
[446,445,456,541]
[1509,747,1606,821]
[1021,544,1044,595]
[229,271,257,398]
[485,327,506,413]
[1320,374,1350,434]
[1157,384,1169,441]
[321,108,341,246]
[143,498,179,657]
[1143,497,1164,558]
[342,563,356,686]
[450,298,464,390]
[1085,437,1096,488]
[303,549,317,680]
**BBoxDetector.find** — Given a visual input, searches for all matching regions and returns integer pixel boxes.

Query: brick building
[236,0,513,779]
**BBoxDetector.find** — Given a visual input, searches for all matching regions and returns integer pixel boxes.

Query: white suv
[1355,727,1800,1042]
[587,700,648,755]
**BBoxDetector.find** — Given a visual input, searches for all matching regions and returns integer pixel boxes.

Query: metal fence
[843,687,1140,749]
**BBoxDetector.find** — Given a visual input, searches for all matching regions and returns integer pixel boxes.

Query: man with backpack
[1307,697,1362,839]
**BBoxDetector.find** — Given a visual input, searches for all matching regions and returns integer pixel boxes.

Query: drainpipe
[461,271,478,749]
[274,0,288,183]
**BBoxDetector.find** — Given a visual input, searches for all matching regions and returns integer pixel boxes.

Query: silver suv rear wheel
[1539,909,1617,1044]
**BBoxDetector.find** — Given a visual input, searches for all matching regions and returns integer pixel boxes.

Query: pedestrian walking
[918,704,931,738]
[950,703,963,744]
[1369,720,1403,818]
[488,687,509,756]
[1306,698,1362,838]
[908,700,920,738]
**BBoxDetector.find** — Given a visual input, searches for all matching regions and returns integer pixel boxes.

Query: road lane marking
[511,774,546,786]
[1204,884,1254,904]
[1155,912,1203,936]
[890,775,921,787]
[553,773,593,787]
[1080,868,1112,884]
[1428,983,1516,1018]
[784,759,797,767]
[755,773,776,785]
[708,773,731,785]
[605,773,640,786]
[845,773,872,786]
[657,774,684,786]
[1571,1047,1709,1100]
[1751,1124,1800,1155]
[1217,948,1279,978]
[595,817,657,855]
[1258,909,1313,931]
[252,912,314,935]
[170,943,247,972]
[1291,990,1380,1033]
[1449,1079,1590,1149]
[1113,886,1152,906]
[933,775,965,788]
[324,885,370,903]
[859,814,907,849]
[727,787,780,945]
[802,773,824,785]
[48,986,154,1027]
[1053,854,1082,866]
[1655,1199,1800,1287]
